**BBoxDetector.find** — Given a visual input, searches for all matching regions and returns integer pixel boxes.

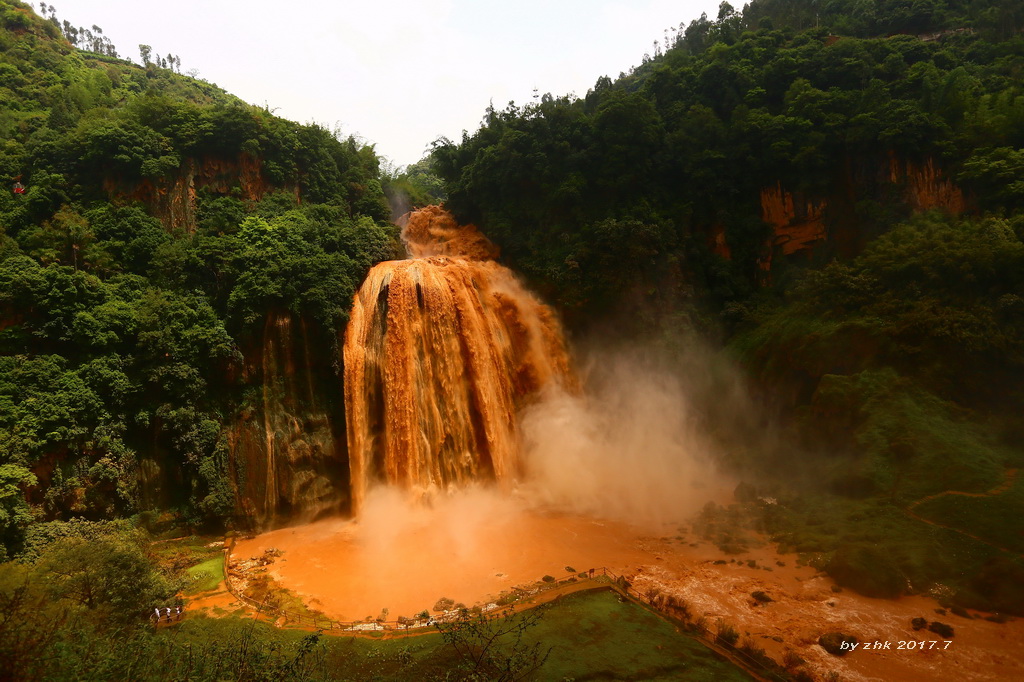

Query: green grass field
[527,588,752,681]
[166,588,752,680]
[184,554,226,594]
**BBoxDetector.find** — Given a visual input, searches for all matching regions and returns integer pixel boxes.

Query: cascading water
[343,206,572,514]
[238,209,741,643]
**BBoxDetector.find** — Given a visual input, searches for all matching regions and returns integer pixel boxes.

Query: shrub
[738,638,783,672]
[433,597,455,612]
[826,545,904,598]
[964,557,1024,616]
[496,593,519,606]
[783,650,806,669]
[37,534,177,623]
[715,620,739,647]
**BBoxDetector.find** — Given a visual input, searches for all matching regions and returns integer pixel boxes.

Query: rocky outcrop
[227,311,347,530]
[886,154,965,214]
[103,154,300,233]
[709,224,731,259]
[732,154,968,278]
[760,183,829,257]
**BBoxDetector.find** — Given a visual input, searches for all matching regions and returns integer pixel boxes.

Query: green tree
[960,147,1024,212]
[37,534,176,623]
[0,465,36,560]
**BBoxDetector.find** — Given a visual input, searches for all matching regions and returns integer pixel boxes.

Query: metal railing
[604,568,788,682]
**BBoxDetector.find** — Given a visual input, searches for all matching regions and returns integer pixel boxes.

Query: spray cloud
[518,344,731,528]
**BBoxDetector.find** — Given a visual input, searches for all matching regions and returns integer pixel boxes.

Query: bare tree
[435,607,551,682]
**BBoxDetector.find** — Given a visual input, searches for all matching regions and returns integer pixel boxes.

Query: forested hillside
[2,0,1023,625]
[434,1,1023,325]
[432,0,1024,613]
[0,0,398,557]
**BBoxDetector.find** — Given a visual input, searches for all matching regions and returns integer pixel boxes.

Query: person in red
[12,181,25,195]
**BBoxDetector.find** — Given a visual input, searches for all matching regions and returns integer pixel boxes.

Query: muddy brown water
[230,504,1024,682]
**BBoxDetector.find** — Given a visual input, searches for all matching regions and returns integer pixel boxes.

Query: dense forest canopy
[434,0,1024,326]
[432,0,1024,614]
[0,0,398,555]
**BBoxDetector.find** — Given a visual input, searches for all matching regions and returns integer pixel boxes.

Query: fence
[149,608,185,625]
[604,567,789,682]
[220,539,789,681]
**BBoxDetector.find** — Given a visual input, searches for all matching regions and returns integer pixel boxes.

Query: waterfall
[343,206,572,513]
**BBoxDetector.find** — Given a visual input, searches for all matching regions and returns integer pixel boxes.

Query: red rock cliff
[732,155,968,277]
[103,154,299,233]
[886,154,965,214]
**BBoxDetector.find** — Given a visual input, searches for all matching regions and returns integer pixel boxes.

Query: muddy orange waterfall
[343,206,572,513]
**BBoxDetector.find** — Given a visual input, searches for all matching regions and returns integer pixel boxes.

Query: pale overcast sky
[55,0,724,167]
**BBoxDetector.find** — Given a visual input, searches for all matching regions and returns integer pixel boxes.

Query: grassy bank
[163,588,752,680]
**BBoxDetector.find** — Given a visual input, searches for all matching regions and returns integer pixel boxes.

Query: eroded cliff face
[886,154,965,214]
[740,155,967,275]
[227,311,346,530]
[709,224,732,260]
[759,183,829,270]
[103,154,299,233]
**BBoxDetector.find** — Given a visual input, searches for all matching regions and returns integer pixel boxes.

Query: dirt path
[904,468,1021,558]
[908,469,1019,510]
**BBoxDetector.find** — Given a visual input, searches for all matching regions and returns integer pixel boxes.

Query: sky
[55,0,724,168]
